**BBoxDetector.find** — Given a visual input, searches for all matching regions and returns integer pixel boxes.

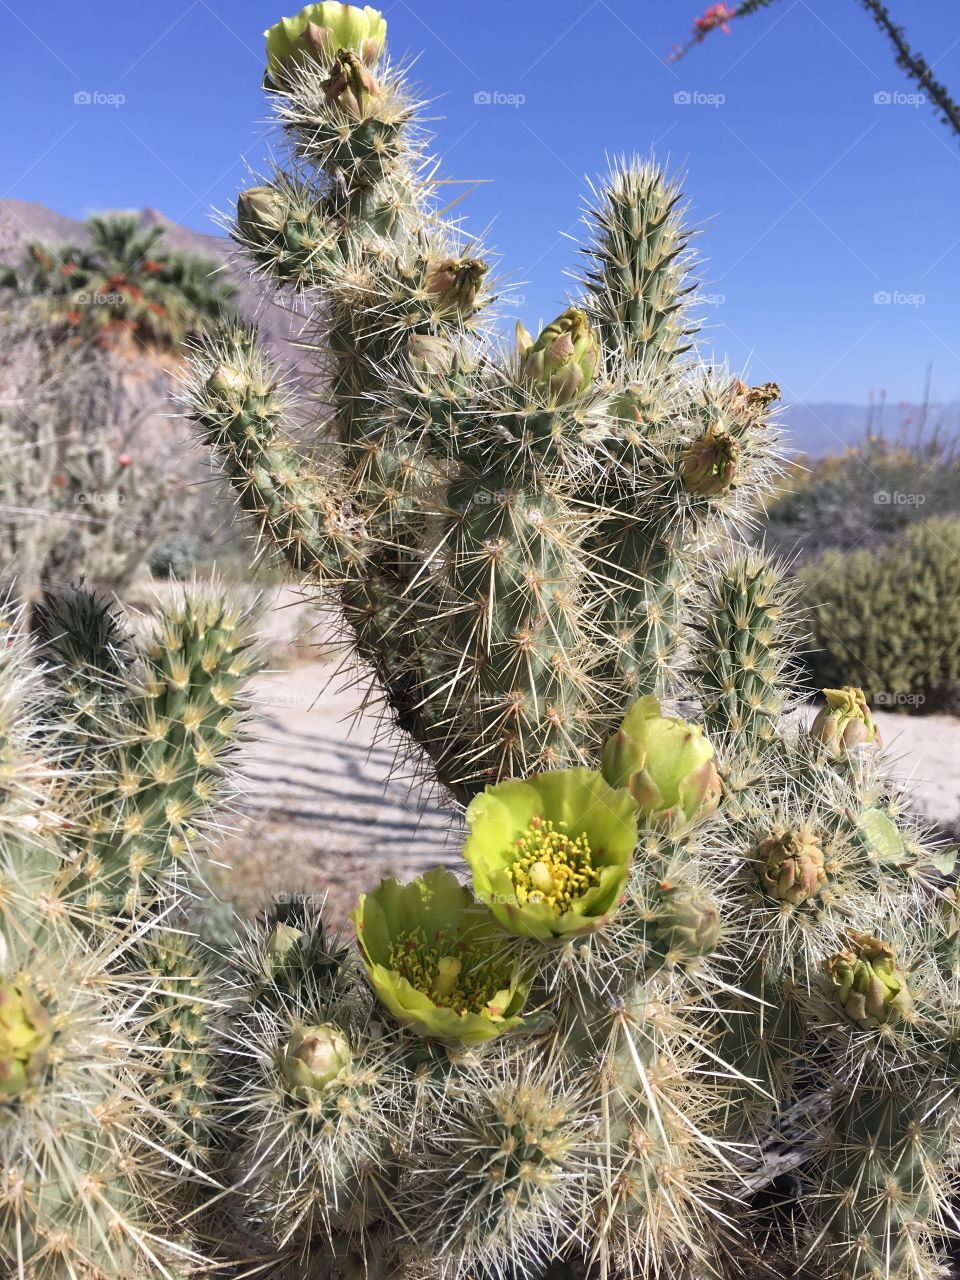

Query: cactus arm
[579,162,699,376]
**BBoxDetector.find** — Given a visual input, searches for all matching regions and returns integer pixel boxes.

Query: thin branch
[671,0,960,143]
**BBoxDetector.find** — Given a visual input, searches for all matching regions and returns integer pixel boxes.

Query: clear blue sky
[2,0,958,405]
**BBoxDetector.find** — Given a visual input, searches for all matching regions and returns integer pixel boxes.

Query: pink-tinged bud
[810,686,881,755]
[680,422,740,496]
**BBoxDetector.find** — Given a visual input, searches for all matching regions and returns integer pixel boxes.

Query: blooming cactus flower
[461,769,637,941]
[601,696,721,831]
[0,980,52,1097]
[826,931,913,1027]
[265,3,387,85]
[810,686,881,754]
[352,868,527,1043]
[758,828,828,907]
[518,307,599,407]
[278,1023,353,1097]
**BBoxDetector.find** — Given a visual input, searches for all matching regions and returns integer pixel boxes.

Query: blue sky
[2,0,958,405]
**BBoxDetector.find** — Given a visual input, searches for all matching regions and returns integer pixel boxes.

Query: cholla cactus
[5,7,960,1280]
[185,2,784,804]
[174,7,960,1279]
[0,586,256,1279]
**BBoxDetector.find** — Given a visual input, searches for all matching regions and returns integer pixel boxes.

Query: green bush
[799,515,960,712]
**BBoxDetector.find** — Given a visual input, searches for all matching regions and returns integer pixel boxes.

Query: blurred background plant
[798,515,960,713]
[0,216,259,610]
[763,377,960,563]
[0,212,237,355]
[759,381,960,715]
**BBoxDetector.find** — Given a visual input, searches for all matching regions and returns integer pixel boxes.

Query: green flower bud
[352,868,528,1043]
[680,422,740,496]
[810,686,881,754]
[518,307,599,407]
[237,185,287,244]
[205,362,247,398]
[407,333,454,377]
[425,257,487,317]
[654,883,722,960]
[279,1023,352,1096]
[264,921,304,975]
[758,828,827,906]
[322,48,380,118]
[462,769,637,941]
[0,980,52,1098]
[265,4,387,84]
[601,696,721,832]
[826,931,912,1027]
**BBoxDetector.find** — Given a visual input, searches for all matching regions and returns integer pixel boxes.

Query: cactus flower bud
[425,257,487,317]
[407,333,454,377]
[205,362,248,398]
[265,4,387,84]
[826,931,912,1027]
[654,884,723,960]
[264,921,304,975]
[519,307,599,407]
[323,48,380,117]
[279,1023,352,1096]
[758,828,827,906]
[680,422,740,496]
[237,185,287,244]
[601,695,721,832]
[0,980,52,1097]
[810,686,881,754]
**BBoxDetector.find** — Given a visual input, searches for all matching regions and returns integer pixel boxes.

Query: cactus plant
[173,9,960,1279]
[0,304,200,607]
[4,7,960,1280]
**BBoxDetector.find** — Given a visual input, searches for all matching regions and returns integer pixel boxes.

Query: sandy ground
[220,628,960,924]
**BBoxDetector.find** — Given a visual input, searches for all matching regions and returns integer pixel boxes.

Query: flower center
[388,927,509,1016]
[508,816,600,914]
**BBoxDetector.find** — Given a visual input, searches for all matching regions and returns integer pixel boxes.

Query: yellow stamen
[508,818,600,915]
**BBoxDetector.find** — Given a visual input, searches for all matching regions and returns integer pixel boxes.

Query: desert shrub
[799,515,960,712]
[765,426,960,564]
